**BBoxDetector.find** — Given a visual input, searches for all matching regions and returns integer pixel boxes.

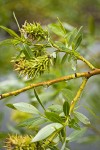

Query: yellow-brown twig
[0,68,100,100]
[77,55,95,70]
[69,78,88,114]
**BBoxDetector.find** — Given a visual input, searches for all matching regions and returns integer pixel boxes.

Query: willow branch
[0,68,100,100]
[69,78,88,114]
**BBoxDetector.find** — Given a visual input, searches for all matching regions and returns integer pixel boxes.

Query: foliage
[0,0,100,75]
[0,19,84,79]
[0,18,100,150]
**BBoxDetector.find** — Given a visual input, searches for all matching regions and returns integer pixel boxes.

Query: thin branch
[77,55,95,70]
[69,78,88,114]
[51,42,95,70]
[0,68,100,100]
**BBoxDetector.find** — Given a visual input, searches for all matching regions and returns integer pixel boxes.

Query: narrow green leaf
[71,58,77,71]
[74,26,83,40]
[62,89,74,101]
[13,12,20,31]
[22,44,32,59]
[66,127,87,142]
[74,111,90,125]
[55,41,66,49]
[72,26,83,49]
[32,123,63,142]
[13,102,40,114]
[78,135,99,144]
[67,54,72,62]
[83,105,100,120]
[63,101,70,116]
[60,128,65,137]
[6,103,16,110]
[22,49,30,59]
[7,124,20,134]
[48,104,63,113]
[72,122,81,130]
[29,118,47,128]
[34,88,45,110]
[61,54,68,64]
[18,117,46,128]
[0,25,20,38]
[61,140,66,150]
[48,145,59,150]
[11,39,21,45]
[74,35,82,50]
[48,23,66,37]
[15,50,23,59]
[18,118,36,127]
[68,118,80,130]
[45,111,63,123]
[61,139,70,150]
[24,44,34,57]
[67,28,77,47]
[0,39,13,46]
[57,18,66,35]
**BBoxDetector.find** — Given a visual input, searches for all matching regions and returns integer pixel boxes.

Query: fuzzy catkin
[13,55,52,79]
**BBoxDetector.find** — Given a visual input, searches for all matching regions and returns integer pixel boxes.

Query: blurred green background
[0,0,100,150]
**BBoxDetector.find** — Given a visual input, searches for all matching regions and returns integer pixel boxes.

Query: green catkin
[5,135,35,150]
[5,135,45,150]
[13,55,52,79]
[11,21,52,79]
[20,21,48,42]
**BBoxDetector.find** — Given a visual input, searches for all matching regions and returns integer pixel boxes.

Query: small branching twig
[69,78,88,114]
[77,55,95,70]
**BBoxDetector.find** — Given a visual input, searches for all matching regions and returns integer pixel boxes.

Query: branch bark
[0,68,100,100]
[69,78,88,114]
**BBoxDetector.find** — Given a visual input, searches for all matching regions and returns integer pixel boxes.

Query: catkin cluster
[13,55,52,78]
[12,21,52,79]
[20,21,48,42]
[5,135,36,150]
